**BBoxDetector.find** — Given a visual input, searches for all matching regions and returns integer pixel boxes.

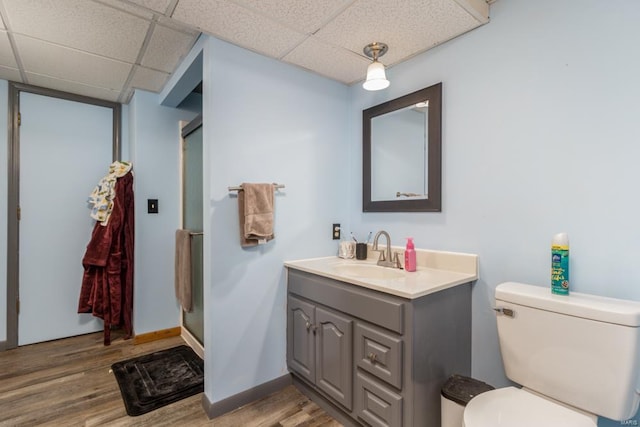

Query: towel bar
[189,232,203,236]
[228,183,285,192]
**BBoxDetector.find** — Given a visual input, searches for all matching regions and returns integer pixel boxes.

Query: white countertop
[285,247,478,299]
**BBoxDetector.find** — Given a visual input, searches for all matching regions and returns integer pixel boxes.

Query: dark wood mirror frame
[363,82,442,212]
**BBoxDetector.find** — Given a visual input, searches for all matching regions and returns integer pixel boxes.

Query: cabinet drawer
[355,372,403,427]
[355,323,402,389]
[288,270,404,334]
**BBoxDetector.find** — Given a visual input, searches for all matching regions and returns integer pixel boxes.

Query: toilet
[463,282,640,426]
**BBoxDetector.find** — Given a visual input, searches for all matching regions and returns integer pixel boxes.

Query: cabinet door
[287,296,316,383]
[315,306,353,410]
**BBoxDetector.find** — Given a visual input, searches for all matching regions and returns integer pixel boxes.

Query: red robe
[78,171,134,345]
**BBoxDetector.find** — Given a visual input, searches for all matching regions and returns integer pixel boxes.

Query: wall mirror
[363,83,442,212]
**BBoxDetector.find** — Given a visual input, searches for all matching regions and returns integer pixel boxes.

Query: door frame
[2,82,121,351]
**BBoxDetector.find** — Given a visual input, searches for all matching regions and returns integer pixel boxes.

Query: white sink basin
[330,263,405,280]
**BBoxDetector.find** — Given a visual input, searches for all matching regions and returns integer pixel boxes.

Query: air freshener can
[551,232,569,295]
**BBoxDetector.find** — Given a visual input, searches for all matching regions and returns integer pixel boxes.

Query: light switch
[148,199,158,214]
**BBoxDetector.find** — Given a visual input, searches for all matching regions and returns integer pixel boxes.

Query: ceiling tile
[0,65,22,82]
[127,0,173,14]
[141,24,198,73]
[15,34,132,90]
[283,36,370,84]
[3,0,150,62]
[315,0,481,65]
[0,0,490,102]
[0,31,18,68]
[25,72,122,102]
[156,15,199,34]
[129,65,170,92]
[93,0,155,20]
[232,0,355,34]
[172,0,306,58]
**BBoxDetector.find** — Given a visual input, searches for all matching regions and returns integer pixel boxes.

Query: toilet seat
[463,387,597,427]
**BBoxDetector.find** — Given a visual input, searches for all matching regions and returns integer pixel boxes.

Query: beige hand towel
[175,229,192,312]
[239,183,274,247]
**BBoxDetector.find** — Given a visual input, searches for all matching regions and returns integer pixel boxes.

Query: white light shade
[363,61,390,91]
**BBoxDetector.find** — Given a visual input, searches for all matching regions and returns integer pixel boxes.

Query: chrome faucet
[372,230,403,269]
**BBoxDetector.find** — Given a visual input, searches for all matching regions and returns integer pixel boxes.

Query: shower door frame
[179,115,204,359]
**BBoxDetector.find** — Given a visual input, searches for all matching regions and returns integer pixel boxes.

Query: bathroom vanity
[285,249,478,427]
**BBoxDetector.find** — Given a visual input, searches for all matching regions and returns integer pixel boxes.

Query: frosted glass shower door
[182,122,204,345]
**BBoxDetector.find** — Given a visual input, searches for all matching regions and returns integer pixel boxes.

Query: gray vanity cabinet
[286,268,471,427]
[287,295,353,410]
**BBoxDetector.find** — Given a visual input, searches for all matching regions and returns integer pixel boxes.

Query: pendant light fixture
[362,42,390,91]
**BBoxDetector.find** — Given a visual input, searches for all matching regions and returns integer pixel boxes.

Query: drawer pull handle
[368,352,378,363]
[305,321,312,331]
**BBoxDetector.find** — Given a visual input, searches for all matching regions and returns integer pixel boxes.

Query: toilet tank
[495,282,640,421]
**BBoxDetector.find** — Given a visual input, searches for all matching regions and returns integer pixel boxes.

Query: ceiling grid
[0,0,489,103]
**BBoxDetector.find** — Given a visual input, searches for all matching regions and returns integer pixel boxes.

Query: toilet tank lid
[496,282,640,327]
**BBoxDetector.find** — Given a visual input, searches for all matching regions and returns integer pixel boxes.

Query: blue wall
[128,90,198,335]
[201,36,350,402]
[349,0,640,424]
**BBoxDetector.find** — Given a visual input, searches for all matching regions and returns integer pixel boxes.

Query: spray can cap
[552,232,569,246]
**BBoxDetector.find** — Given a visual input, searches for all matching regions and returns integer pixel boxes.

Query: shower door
[181,117,204,345]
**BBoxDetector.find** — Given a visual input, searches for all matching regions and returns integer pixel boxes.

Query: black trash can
[441,374,494,427]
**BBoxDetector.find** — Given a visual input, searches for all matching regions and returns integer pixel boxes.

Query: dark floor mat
[111,345,204,416]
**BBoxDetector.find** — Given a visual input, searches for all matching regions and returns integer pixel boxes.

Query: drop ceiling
[0,0,489,104]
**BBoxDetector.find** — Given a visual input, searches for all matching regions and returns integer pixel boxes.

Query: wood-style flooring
[0,331,341,426]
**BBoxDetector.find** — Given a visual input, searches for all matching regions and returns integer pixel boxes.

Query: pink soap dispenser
[404,237,417,272]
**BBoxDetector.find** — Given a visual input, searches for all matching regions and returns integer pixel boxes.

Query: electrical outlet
[332,223,341,240]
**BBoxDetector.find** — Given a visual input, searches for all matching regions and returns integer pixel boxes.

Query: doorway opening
[3,82,121,350]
